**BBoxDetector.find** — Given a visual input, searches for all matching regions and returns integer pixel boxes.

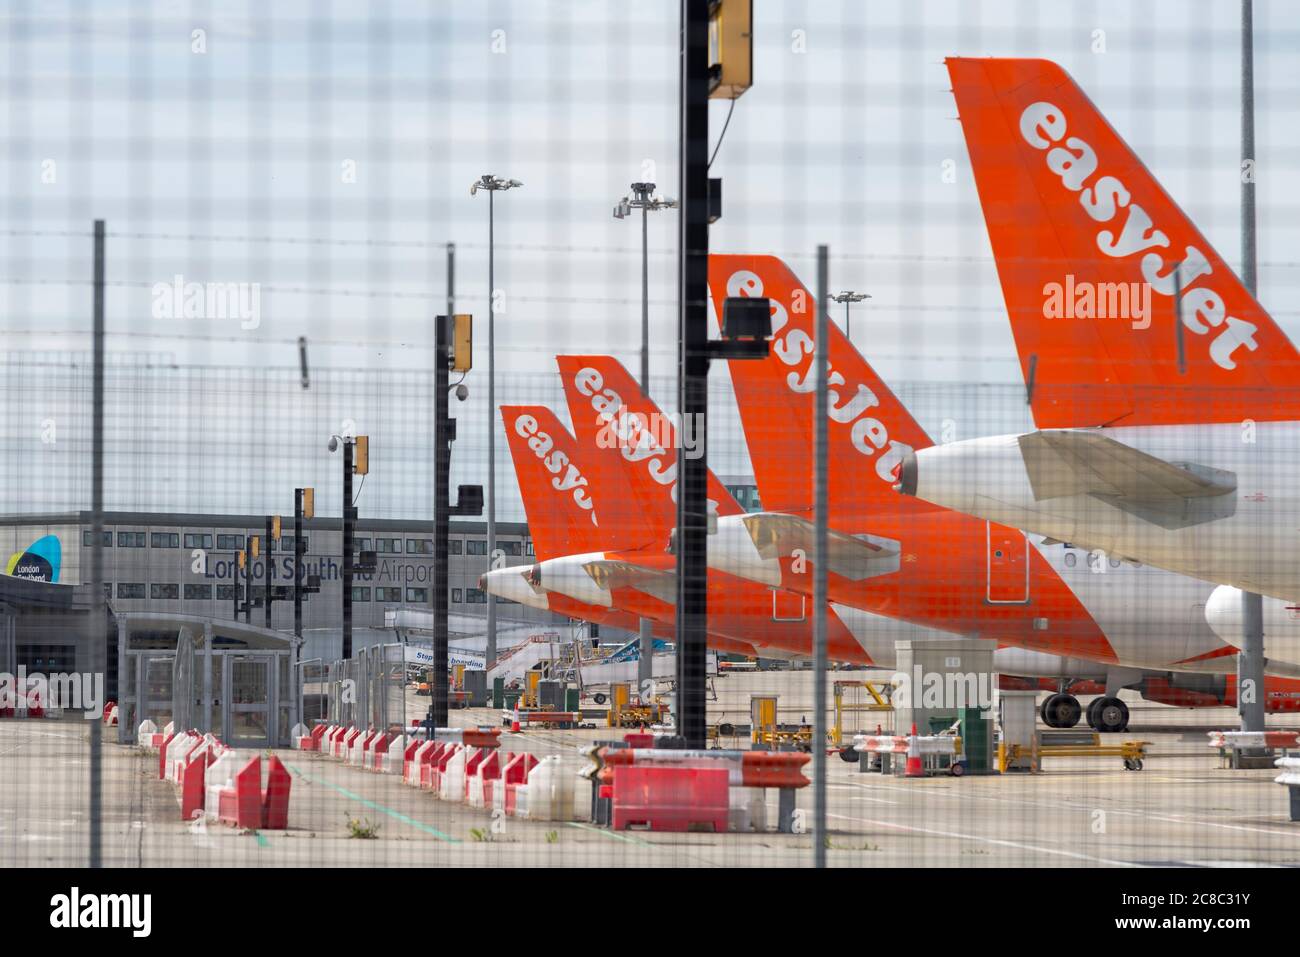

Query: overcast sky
[1,1,1297,516]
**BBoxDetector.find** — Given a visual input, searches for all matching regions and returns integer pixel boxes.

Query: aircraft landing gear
[1040,692,1082,729]
[1086,696,1129,734]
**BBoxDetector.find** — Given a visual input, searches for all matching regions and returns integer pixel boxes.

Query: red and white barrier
[203,751,292,830]
[1208,730,1300,751]
[404,739,434,785]
[377,738,400,774]
[1275,756,1300,786]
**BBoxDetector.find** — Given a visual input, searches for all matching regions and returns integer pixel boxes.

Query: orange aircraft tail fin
[947,56,1300,427]
[500,405,610,561]
[707,254,934,518]
[557,354,742,551]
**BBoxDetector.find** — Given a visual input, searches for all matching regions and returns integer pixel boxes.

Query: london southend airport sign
[198,554,437,586]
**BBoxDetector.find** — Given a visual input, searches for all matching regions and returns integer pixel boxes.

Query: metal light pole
[813,246,831,868]
[1239,0,1267,746]
[615,182,678,689]
[88,219,104,869]
[470,173,522,669]
[614,183,678,388]
[830,291,870,343]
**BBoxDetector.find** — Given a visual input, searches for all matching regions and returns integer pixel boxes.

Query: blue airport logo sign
[6,535,61,583]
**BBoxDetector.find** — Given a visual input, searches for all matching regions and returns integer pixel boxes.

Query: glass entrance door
[223,654,276,747]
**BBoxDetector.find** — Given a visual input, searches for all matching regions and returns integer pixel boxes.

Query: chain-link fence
[0,2,1297,882]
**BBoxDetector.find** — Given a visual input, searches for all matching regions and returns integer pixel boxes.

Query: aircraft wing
[738,512,901,581]
[1018,430,1237,530]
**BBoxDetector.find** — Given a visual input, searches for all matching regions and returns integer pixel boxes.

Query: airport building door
[224,653,276,748]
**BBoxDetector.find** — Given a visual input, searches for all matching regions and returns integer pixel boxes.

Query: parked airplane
[496,397,1159,729]
[896,58,1300,639]
[701,253,1300,727]
[490,403,847,662]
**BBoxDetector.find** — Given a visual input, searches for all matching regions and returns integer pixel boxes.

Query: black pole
[244,535,255,624]
[432,314,451,729]
[233,550,240,620]
[265,516,274,629]
[675,0,709,749]
[88,218,104,869]
[342,440,354,661]
[294,490,304,639]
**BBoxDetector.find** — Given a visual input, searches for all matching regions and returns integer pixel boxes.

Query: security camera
[327,436,339,452]
[455,383,469,402]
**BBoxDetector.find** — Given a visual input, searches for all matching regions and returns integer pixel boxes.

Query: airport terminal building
[0,510,552,661]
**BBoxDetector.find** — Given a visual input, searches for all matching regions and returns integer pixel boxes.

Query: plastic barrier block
[610,766,729,833]
[157,733,177,779]
[262,755,291,830]
[500,752,539,817]
[232,755,263,829]
[217,788,238,825]
[180,752,206,822]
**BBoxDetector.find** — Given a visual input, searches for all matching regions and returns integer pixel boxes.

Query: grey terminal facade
[0,510,553,650]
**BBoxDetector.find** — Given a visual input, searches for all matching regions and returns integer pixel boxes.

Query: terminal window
[499,541,521,556]
[452,588,462,603]
[351,587,371,602]
[117,583,145,599]
[118,532,145,548]
[376,587,401,602]
[184,533,213,549]
[449,539,462,555]
[215,585,240,601]
[406,539,433,555]
[150,583,180,600]
[467,540,487,556]
[355,537,371,551]
[466,588,486,603]
[406,587,428,603]
[81,530,112,547]
[281,536,307,552]
[376,538,402,554]
[151,532,179,548]
[183,583,212,600]
[216,534,243,550]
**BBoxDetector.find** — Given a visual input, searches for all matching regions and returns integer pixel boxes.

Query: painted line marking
[565,821,656,847]
[841,814,1142,866]
[283,761,460,843]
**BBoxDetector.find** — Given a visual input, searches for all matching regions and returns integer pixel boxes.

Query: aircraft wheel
[839,747,860,763]
[1042,693,1081,729]
[1094,696,1129,734]
[1085,697,1103,730]
[593,693,607,705]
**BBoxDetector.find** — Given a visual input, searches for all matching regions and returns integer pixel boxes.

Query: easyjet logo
[512,413,597,524]
[573,366,717,512]
[1019,101,1259,370]
[724,269,912,484]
